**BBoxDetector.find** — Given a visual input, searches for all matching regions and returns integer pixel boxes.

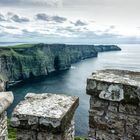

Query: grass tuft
[8,119,17,140]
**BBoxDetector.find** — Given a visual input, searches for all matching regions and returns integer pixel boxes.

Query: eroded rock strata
[0,44,120,85]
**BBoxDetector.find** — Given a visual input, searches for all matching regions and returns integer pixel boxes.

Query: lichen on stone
[99,84,124,102]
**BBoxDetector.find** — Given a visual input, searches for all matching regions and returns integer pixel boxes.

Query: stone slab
[87,69,140,104]
[11,93,79,132]
[0,91,14,114]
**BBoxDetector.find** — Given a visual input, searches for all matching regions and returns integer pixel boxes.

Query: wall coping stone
[89,69,140,87]
[87,69,140,103]
[0,91,14,114]
[11,93,79,132]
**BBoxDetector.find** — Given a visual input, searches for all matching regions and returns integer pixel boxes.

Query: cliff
[0,44,121,85]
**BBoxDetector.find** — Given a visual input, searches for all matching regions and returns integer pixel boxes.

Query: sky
[0,0,140,44]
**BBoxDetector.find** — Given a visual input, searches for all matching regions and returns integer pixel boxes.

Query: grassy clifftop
[0,44,35,49]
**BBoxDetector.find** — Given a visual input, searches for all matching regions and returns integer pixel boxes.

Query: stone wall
[0,92,14,140]
[0,112,8,140]
[87,69,140,140]
[11,93,79,140]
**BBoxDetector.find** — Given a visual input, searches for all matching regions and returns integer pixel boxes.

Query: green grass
[7,121,87,140]
[74,137,88,140]
[7,123,87,140]
[8,120,17,140]
[7,124,87,140]
[0,44,35,49]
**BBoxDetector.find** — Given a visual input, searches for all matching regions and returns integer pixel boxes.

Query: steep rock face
[0,44,121,84]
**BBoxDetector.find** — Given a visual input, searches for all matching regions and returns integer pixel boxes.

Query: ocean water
[5,44,140,136]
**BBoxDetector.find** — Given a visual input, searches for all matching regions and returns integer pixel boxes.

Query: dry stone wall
[87,69,140,140]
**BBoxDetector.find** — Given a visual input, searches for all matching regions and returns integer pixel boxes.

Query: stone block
[119,103,139,115]
[0,91,14,140]
[87,69,140,104]
[0,81,5,92]
[86,69,140,140]
[0,92,14,114]
[11,93,79,140]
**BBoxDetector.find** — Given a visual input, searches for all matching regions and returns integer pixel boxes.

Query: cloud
[110,25,115,29]
[36,13,67,23]
[0,0,18,5]
[0,24,18,29]
[10,14,30,23]
[0,26,140,44]
[56,26,80,34]
[36,13,49,21]
[0,0,62,8]
[51,16,67,23]
[72,20,87,26]
[0,13,6,21]
[103,25,116,33]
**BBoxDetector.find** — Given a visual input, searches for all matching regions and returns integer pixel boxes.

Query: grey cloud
[5,26,18,29]
[36,13,50,21]
[36,13,67,23]
[56,26,81,33]
[0,28,140,44]
[0,0,62,7]
[51,16,67,23]
[0,13,6,21]
[55,26,122,43]
[110,25,115,29]
[104,25,116,33]
[63,0,140,7]
[22,29,43,37]
[0,30,9,37]
[0,24,18,29]
[11,14,29,23]
[56,26,111,37]
[72,20,87,26]
[0,0,18,5]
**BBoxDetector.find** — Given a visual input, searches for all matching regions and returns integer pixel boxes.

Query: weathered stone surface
[0,91,13,140]
[0,91,14,114]
[11,93,79,140]
[0,112,8,140]
[0,81,5,92]
[87,69,140,140]
[87,69,140,103]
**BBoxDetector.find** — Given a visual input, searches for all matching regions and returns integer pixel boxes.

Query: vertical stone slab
[0,92,14,140]
[11,93,79,140]
[86,69,140,140]
[0,81,6,92]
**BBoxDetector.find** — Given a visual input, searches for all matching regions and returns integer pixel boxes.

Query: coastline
[0,43,121,88]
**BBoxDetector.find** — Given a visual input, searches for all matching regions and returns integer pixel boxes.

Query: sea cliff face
[0,44,121,84]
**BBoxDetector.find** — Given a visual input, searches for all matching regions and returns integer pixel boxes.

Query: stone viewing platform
[86,69,140,140]
[11,93,79,140]
[0,92,14,140]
